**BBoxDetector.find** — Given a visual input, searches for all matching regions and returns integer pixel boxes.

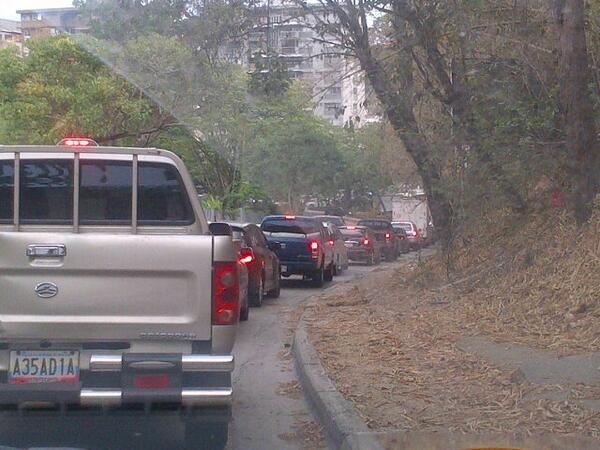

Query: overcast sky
[0,0,73,21]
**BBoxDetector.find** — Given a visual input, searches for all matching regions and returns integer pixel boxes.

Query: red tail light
[309,241,319,251]
[385,232,391,240]
[328,239,335,246]
[284,214,296,220]
[133,374,169,389]
[362,238,370,246]
[212,262,240,326]
[239,247,254,265]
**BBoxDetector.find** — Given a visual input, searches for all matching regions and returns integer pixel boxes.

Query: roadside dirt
[304,250,600,438]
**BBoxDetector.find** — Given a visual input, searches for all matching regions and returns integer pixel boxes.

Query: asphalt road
[0,263,380,450]
[227,263,377,450]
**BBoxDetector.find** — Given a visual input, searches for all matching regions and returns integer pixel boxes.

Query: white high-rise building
[247,2,379,127]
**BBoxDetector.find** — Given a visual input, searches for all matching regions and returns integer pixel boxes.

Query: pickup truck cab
[261,215,334,287]
[0,142,238,447]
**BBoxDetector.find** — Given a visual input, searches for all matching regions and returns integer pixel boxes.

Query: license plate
[281,265,288,273]
[9,350,80,384]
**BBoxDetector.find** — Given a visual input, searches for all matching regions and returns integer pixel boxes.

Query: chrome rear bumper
[80,387,233,407]
[0,353,234,408]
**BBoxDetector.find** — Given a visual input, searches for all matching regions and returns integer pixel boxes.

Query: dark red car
[228,223,281,307]
[356,219,399,261]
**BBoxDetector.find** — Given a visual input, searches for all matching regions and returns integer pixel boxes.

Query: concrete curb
[293,316,384,450]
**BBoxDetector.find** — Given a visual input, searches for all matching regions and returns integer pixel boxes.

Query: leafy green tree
[0,37,166,145]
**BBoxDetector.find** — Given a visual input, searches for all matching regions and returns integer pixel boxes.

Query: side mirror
[239,247,255,265]
[209,222,232,236]
[268,242,281,251]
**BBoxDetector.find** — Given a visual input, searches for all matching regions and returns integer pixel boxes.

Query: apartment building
[18,7,89,40]
[0,19,21,51]
[341,59,381,128]
[247,3,363,126]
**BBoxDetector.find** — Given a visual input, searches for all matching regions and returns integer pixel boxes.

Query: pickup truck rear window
[20,160,74,225]
[0,161,13,223]
[261,218,318,234]
[80,161,132,225]
[357,220,390,230]
[0,158,194,227]
[137,162,194,225]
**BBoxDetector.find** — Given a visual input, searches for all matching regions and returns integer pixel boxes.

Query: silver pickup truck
[0,142,239,445]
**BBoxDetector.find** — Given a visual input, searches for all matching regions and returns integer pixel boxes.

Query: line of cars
[229,215,429,322]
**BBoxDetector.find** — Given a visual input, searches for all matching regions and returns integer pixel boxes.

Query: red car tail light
[309,240,319,260]
[385,232,391,240]
[362,238,370,246]
[328,239,335,246]
[212,262,240,326]
[239,247,254,265]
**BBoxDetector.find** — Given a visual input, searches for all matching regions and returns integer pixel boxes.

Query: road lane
[226,263,378,450]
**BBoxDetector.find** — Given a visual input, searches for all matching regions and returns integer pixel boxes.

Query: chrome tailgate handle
[26,244,66,258]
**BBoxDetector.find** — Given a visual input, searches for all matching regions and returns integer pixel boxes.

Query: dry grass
[304,205,600,437]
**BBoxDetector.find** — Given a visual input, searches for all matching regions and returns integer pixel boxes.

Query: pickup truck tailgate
[266,232,314,261]
[0,232,213,341]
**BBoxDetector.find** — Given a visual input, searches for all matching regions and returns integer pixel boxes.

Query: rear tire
[240,299,249,321]
[385,249,394,262]
[249,276,264,307]
[312,265,324,287]
[268,268,281,298]
[366,252,374,266]
[185,421,228,450]
[324,264,334,282]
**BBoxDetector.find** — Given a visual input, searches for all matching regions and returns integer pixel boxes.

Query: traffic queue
[228,214,430,321]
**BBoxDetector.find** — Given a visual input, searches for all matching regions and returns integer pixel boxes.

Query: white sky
[0,0,74,21]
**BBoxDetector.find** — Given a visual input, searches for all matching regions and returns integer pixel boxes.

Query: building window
[324,103,341,116]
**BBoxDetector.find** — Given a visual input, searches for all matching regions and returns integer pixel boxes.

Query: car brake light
[385,232,391,240]
[346,226,356,230]
[363,238,370,246]
[284,215,296,220]
[133,374,169,389]
[328,239,335,246]
[57,137,99,147]
[239,247,254,265]
[212,262,240,326]
[309,241,319,251]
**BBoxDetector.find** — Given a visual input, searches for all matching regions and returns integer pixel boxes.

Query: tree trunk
[355,44,454,245]
[556,0,600,223]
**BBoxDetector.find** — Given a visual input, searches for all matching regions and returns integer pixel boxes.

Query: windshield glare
[0,0,597,448]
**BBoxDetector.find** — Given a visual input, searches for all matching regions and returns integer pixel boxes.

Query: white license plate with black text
[9,350,80,384]
[281,265,288,273]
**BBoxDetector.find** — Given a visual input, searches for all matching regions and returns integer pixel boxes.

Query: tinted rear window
[0,161,13,223]
[20,160,73,225]
[261,218,318,234]
[340,229,365,238]
[394,223,412,232]
[138,163,194,225]
[80,161,132,225]
[357,220,390,230]
[315,216,344,226]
